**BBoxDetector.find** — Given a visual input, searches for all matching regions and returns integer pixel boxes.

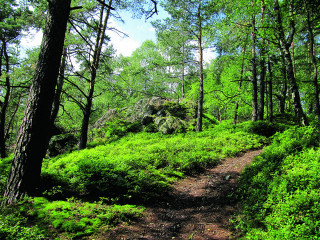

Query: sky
[20,7,215,61]
[20,8,167,57]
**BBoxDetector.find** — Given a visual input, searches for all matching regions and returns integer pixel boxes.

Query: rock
[93,108,127,129]
[92,97,213,136]
[47,133,77,157]
[141,115,154,125]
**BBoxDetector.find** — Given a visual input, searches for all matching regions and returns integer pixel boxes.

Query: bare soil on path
[102,149,263,240]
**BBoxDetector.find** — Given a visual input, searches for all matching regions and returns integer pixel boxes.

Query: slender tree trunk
[251,8,258,121]
[233,42,247,125]
[291,41,296,79]
[181,43,185,99]
[78,0,112,149]
[258,52,266,120]
[50,46,67,128]
[267,53,273,122]
[196,0,204,132]
[2,0,71,205]
[274,0,308,126]
[50,25,71,128]
[304,0,320,126]
[5,93,23,145]
[279,52,287,113]
[0,42,10,158]
[258,0,266,121]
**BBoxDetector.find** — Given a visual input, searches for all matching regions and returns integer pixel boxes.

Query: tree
[2,0,72,205]
[274,0,308,126]
[302,0,320,127]
[162,0,214,131]
[153,19,195,99]
[0,0,23,158]
[77,0,113,150]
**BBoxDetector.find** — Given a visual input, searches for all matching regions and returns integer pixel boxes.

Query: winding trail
[103,149,263,240]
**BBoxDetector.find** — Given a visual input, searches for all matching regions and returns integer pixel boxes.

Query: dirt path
[103,149,263,240]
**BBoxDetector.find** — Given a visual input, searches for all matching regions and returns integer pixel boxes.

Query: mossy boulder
[47,133,77,157]
[93,97,217,136]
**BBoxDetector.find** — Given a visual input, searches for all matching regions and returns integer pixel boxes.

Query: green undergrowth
[0,121,271,239]
[0,197,143,239]
[235,126,320,239]
[41,126,267,202]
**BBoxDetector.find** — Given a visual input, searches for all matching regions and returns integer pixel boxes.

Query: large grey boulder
[92,97,201,135]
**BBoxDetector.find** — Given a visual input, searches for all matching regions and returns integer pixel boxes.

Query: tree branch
[96,0,115,10]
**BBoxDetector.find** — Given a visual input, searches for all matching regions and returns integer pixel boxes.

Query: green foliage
[235,126,320,238]
[32,197,143,238]
[42,125,266,202]
[0,197,144,239]
[1,121,267,239]
[0,155,11,195]
[0,199,46,240]
[240,120,288,138]
[89,117,142,146]
[272,113,297,126]
[202,113,219,129]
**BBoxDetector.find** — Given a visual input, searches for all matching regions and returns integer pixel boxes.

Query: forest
[1,0,320,239]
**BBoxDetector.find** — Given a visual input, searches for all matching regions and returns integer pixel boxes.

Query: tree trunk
[251,9,258,122]
[50,25,71,128]
[258,0,266,121]
[196,0,203,132]
[274,0,308,126]
[181,43,185,99]
[233,42,247,125]
[278,52,287,113]
[0,41,10,158]
[267,53,273,122]
[258,52,266,120]
[78,0,112,149]
[304,0,320,127]
[50,46,67,128]
[2,0,71,205]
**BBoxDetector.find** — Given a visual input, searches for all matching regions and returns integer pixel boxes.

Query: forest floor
[100,149,263,240]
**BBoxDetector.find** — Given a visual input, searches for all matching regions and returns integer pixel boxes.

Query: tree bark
[50,25,71,128]
[50,47,67,129]
[78,0,112,149]
[0,41,10,158]
[258,52,266,120]
[258,0,266,121]
[274,0,308,126]
[267,53,273,122]
[251,8,258,122]
[2,0,71,205]
[181,43,185,99]
[233,42,247,125]
[196,0,204,132]
[304,0,320,127]
[278,52,287,113]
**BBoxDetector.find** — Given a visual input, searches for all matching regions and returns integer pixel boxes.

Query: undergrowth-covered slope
[42,125,266,202]
[236,126,320,239]
[0,121,267,239]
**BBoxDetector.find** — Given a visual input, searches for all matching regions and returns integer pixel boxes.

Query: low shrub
[202,113,219,129]
[42,126,267,202]
[0,199,46,240]
[235,126,320,238]
[0,197,144,240]
[241,120,288,137]
[0,156,12,195]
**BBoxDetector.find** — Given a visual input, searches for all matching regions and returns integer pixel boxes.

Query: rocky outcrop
[92,97,216,135]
